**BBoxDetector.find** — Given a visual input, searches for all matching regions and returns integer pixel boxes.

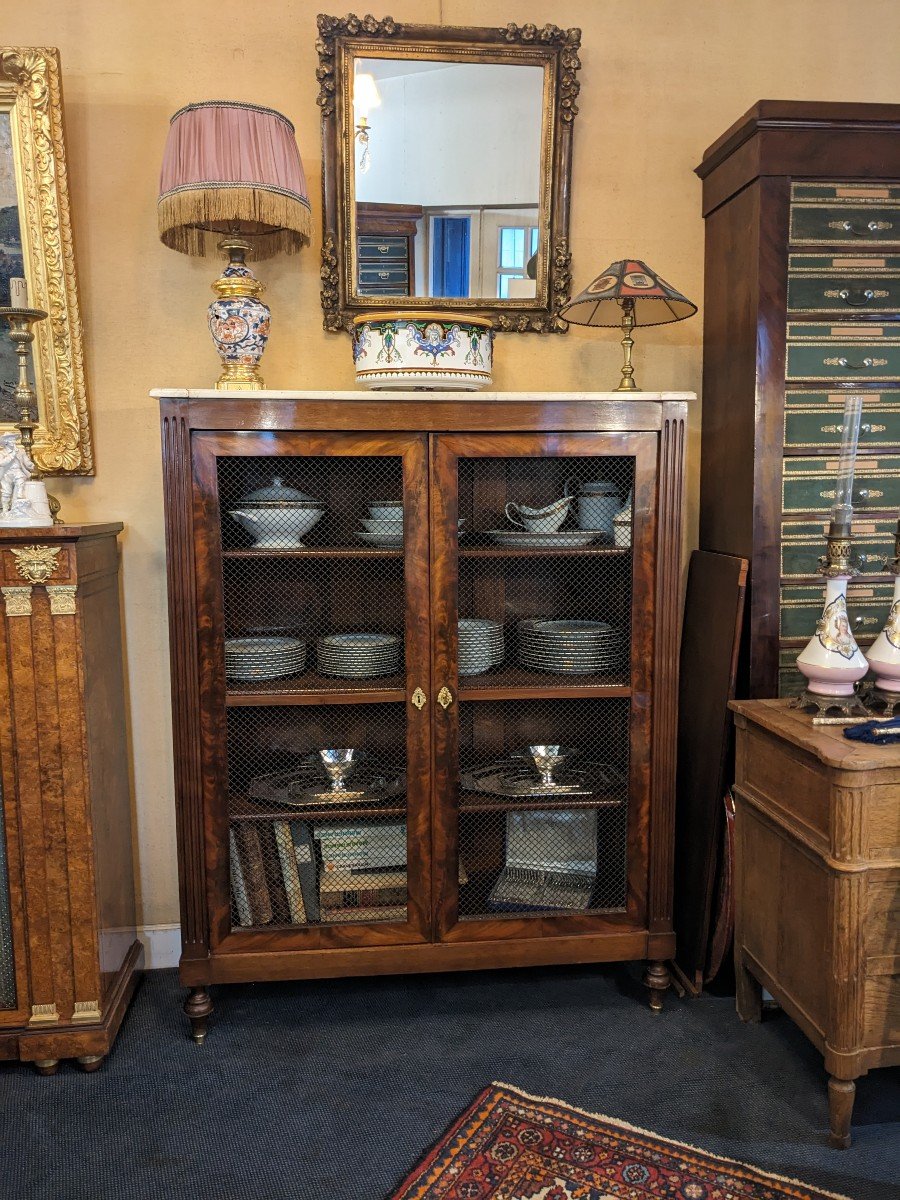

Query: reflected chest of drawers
[695,101,900,698]
[730,698,900,1149]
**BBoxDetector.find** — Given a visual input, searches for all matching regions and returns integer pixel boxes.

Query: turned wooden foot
[184,987,213,1044]
[33,1059,59,1076]
[827,1076,855,1149]
[644,961,670,1013]
[735,947,763,1023]
[77,1054,105,1073]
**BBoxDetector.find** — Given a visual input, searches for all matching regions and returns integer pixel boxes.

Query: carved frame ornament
[317,15,581,333]
[0,48,93,474]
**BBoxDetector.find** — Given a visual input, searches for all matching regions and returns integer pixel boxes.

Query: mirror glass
[350,57,546,302]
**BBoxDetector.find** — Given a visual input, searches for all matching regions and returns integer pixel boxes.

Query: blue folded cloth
[844,716,900,744]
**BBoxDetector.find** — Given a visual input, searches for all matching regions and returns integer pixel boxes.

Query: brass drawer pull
[819,423,874,434]
[377,244,390,253]
[835,287,879,306]
[827,219,893,236]
[823,356,888,370]
[378,270,390,279]
[411,687,427,710]
[437,685,454,709]
[854,615,880,627]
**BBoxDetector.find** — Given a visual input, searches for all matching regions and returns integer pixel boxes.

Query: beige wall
[6,1,900,928]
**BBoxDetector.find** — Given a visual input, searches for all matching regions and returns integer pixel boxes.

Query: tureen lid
[239,476,319,505]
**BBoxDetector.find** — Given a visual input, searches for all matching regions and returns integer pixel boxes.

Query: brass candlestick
[0,306,60,521]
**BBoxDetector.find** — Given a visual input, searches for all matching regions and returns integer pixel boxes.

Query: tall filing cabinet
[695,101,900,698]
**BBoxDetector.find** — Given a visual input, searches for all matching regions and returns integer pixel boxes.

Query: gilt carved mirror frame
[317,15,582,333]
[0,48,92,475]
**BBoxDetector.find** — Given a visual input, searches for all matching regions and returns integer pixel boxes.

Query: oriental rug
[389,1083,850,1200]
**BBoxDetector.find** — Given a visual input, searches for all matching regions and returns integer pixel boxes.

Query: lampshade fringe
[158,186,310,259]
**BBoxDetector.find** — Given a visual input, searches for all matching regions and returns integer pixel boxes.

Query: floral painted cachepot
[208,251,271,390]
[352,312,493,390]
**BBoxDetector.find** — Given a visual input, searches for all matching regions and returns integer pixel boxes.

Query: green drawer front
[791,183,900,204]
[785,389,900,410]
[786,323,900,381]
[784,406,900,448]
[778,644,805,698]
[358,237,408,260]
[358,284,409,296]
[358,264,409,286]
[780,582,893,640]
[789,182,900,245]
[781,518,897,578]
[782,455,900,513]
[786,255,900,314]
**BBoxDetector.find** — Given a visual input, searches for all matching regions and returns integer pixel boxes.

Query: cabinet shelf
[459,792,625,813]
[458,667,630,699]
[459,545,630,559]
[230,796,407,822]
[226,671,406,705]
[222,546,403,560]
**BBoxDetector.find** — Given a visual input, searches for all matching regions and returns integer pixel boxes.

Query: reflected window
[497,226,539,298]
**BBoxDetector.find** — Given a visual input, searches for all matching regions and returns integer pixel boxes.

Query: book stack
[229,819,408,927]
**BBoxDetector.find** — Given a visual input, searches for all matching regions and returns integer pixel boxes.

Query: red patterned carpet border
[389,1083,851,1200]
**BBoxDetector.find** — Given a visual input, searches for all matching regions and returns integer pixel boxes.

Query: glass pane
[227,704,408,930]
[0,771,16,1010]
[216,454,410,930]
[454,453,634,920]
[499,227,526,270]
[529,227,539,256]
[497,275,509,299]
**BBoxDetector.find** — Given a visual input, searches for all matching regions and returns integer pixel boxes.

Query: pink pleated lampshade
[158,100,311,259]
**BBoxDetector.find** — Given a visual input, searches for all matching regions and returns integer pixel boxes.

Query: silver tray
[460,757,625,800]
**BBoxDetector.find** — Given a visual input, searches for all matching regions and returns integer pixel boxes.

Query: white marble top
[151,389,695,402]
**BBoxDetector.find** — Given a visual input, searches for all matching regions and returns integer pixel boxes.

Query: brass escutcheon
[437,686,454,709]
[411,687,427,710]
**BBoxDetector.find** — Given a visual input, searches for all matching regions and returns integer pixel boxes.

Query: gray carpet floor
[0,965,897,1200]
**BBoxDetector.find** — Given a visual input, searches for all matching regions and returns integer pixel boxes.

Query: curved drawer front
[781,518,898,578]
[786,323,900,382]
[790,182,900,246]
[784,405,900,449]
[787,254,900,314]
[782,454,900,513]
[785,389,900,411]
[358,236,408,261]
[358,264,409,287]
[780,582,894,640]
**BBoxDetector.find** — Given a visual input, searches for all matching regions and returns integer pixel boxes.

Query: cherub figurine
[0,432,33,515]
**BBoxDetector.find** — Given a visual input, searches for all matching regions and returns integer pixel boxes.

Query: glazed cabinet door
[190,431,432,951]
[430,433,658,943]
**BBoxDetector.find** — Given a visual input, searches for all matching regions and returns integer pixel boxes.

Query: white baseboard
[137,923,181,969]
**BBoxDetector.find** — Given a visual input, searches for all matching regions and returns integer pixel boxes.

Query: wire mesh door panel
[430,432,657,939]
[190,431,431,948]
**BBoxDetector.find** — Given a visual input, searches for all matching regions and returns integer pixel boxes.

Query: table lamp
[158,100,311,389]
[559,259,696,391]
[865,511,900,714]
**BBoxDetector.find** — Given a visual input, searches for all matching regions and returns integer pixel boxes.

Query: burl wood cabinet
[157,389,689,1041]
[731,699,899,1149]
[696,101,900,699]
[0,524,142,1073]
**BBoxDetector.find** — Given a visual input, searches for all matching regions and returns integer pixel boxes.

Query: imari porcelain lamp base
[157,100,310,390]
[865,519,900,714]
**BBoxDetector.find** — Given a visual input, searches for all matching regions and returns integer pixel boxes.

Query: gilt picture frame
[0,47,92,475]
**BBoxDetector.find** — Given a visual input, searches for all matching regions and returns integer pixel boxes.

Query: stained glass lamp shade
[560,259,697,391]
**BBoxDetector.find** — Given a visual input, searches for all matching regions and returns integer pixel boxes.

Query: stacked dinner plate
[458,618,505,676]
[225,636,307,681]
[517,619,627,675]
[317,632,403,678]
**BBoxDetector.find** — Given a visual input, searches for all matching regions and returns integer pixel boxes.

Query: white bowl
[353,313,493,391]
[229,505,323,548]
[360,516,403,533]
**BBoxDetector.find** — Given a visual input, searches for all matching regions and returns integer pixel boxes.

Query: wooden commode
[730,698,899,1148]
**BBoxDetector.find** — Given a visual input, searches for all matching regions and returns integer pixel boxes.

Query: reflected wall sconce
[353,72,381,174]
[560,259,697,391]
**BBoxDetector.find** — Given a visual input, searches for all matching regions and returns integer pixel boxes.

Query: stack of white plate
[356,501,404,548]
[225,637,307,681]
[517,620,627,675]
[458,618,505,675]
[317,632,403,678]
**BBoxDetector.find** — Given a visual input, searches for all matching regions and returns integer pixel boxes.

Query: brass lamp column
[560,259,696,391]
